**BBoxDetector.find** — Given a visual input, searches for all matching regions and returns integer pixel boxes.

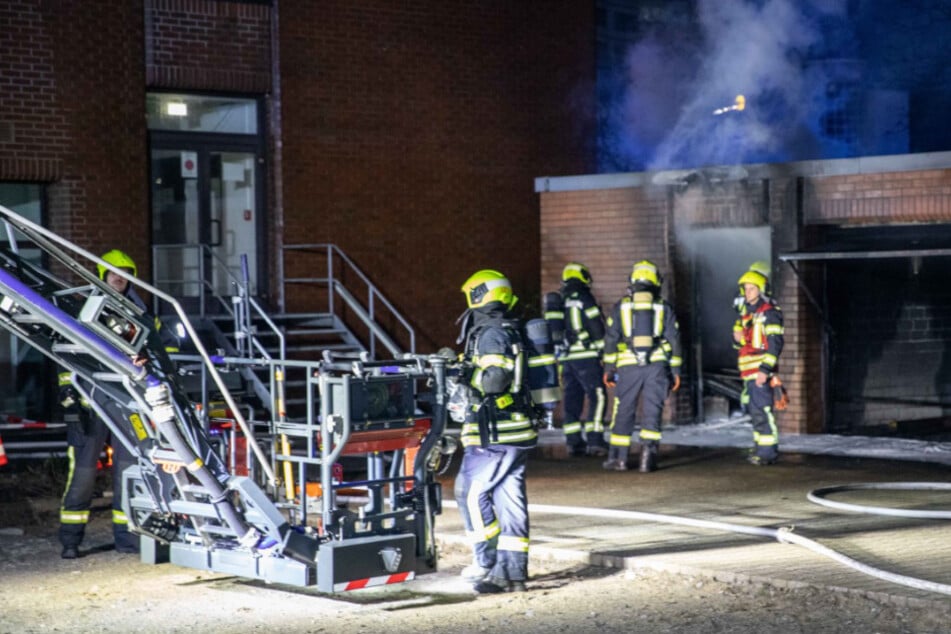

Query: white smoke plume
[610,0,846,171]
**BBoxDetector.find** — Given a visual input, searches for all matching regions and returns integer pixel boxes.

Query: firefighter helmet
[630,260,661,287]
[97,249,138,280]
[738,269,767,294]
[562,262,592,285]
[748,260,770,280]
[462,269,517,310]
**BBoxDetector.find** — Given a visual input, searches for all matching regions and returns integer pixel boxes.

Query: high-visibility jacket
[559,280,606,362]
[603,290,682,375]
[736,298,784,379]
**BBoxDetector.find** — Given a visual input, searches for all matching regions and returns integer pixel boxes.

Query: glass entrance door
[210,151,258,297]
[150,146,262,310]
[147,92,264,313]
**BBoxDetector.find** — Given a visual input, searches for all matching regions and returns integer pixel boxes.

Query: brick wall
[0,2,67,182]
[0,1,147,266]
[808,169,951,224]
[2,0,595,354]
[540,187,669,305]
[145,0,272,92]
[279,0,596,350]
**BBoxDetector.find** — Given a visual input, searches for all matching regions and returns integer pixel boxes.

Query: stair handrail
[332,282,402,357]
[0,208,277,486]
[151,243,286,423]
[279,243,415,356]
[151,243,286,362]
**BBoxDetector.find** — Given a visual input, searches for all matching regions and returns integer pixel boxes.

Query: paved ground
[433,431,951,611]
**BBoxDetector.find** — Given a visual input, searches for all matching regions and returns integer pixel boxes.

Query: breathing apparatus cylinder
[543,291,566,348]
[522,317,561,408]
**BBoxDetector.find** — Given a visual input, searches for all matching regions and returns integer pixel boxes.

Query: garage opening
[782,224,951,437]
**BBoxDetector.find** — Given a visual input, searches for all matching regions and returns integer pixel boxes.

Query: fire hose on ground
[445,483,951,596]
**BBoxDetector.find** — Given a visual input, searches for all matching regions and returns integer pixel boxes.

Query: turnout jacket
[735,298,784,379]
[459,307,538,449]
[559,279,606,362]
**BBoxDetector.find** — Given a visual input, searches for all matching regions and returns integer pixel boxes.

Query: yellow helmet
[461,269,517,310]
[748,260,771,280]
[97,249,137,280]
[562,262,592,285]
[738,269,767,294]
[630,260,660,287]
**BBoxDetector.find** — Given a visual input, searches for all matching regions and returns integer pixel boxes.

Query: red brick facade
[0,0,595,354]
[278,1,596,350]
[0,1,145,255]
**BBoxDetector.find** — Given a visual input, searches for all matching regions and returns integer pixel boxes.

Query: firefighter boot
[602,446,629,471]
[638,442,658,473]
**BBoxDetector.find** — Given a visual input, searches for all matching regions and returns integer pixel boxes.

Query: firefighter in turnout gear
[734,268,784,465]
[454,270,538,593]
[555,262,609,457]
[59,249,178,559]
[602,260,682,472]
[732,260,771,415]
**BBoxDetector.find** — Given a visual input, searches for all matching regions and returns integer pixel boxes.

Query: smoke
[603,0,846,171]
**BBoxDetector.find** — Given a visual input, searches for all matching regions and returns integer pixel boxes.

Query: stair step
[287,343,361,353]
[283,327,349,336]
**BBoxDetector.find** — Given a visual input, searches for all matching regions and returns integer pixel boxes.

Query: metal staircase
[150,242,416,419]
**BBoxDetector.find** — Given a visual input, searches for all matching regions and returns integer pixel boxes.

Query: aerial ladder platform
[0,204,452,592]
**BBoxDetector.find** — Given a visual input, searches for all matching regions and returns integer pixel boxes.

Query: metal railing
[279,243,415,357]
[151,243,286,414]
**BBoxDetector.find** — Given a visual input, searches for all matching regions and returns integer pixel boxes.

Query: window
[146,93,258,135]
[0,183,52,420]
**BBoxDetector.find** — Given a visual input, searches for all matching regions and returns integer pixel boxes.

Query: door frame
[148,130,268,300]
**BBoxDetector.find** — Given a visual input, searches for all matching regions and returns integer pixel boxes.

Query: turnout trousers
[609,363,670,447]
[745,378,779,461]
[454,444,531,582]
[561,357,607,451]
[59,400,136,551]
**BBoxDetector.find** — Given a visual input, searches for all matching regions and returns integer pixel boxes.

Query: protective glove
[59,385,79,411]
[770,375,789,410]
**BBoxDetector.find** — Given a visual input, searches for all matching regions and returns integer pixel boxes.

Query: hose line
[444,492,951,597]
[807,481,951,520]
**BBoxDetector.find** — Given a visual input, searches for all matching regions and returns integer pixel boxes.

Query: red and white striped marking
[0,434,7,467]
[334,571,414,592]
[0,413,66,430]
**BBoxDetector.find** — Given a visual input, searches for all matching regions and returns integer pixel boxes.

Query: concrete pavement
[434,431,951,610]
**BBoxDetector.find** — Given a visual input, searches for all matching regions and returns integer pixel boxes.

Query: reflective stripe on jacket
[737,299,784,379]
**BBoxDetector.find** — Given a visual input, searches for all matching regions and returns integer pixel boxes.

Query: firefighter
[602,260,682,472]
[453,269,535,593]
[734,268,784,465]
[556,262,609,457]
[58,249,177,559]
[732,260,771,415]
